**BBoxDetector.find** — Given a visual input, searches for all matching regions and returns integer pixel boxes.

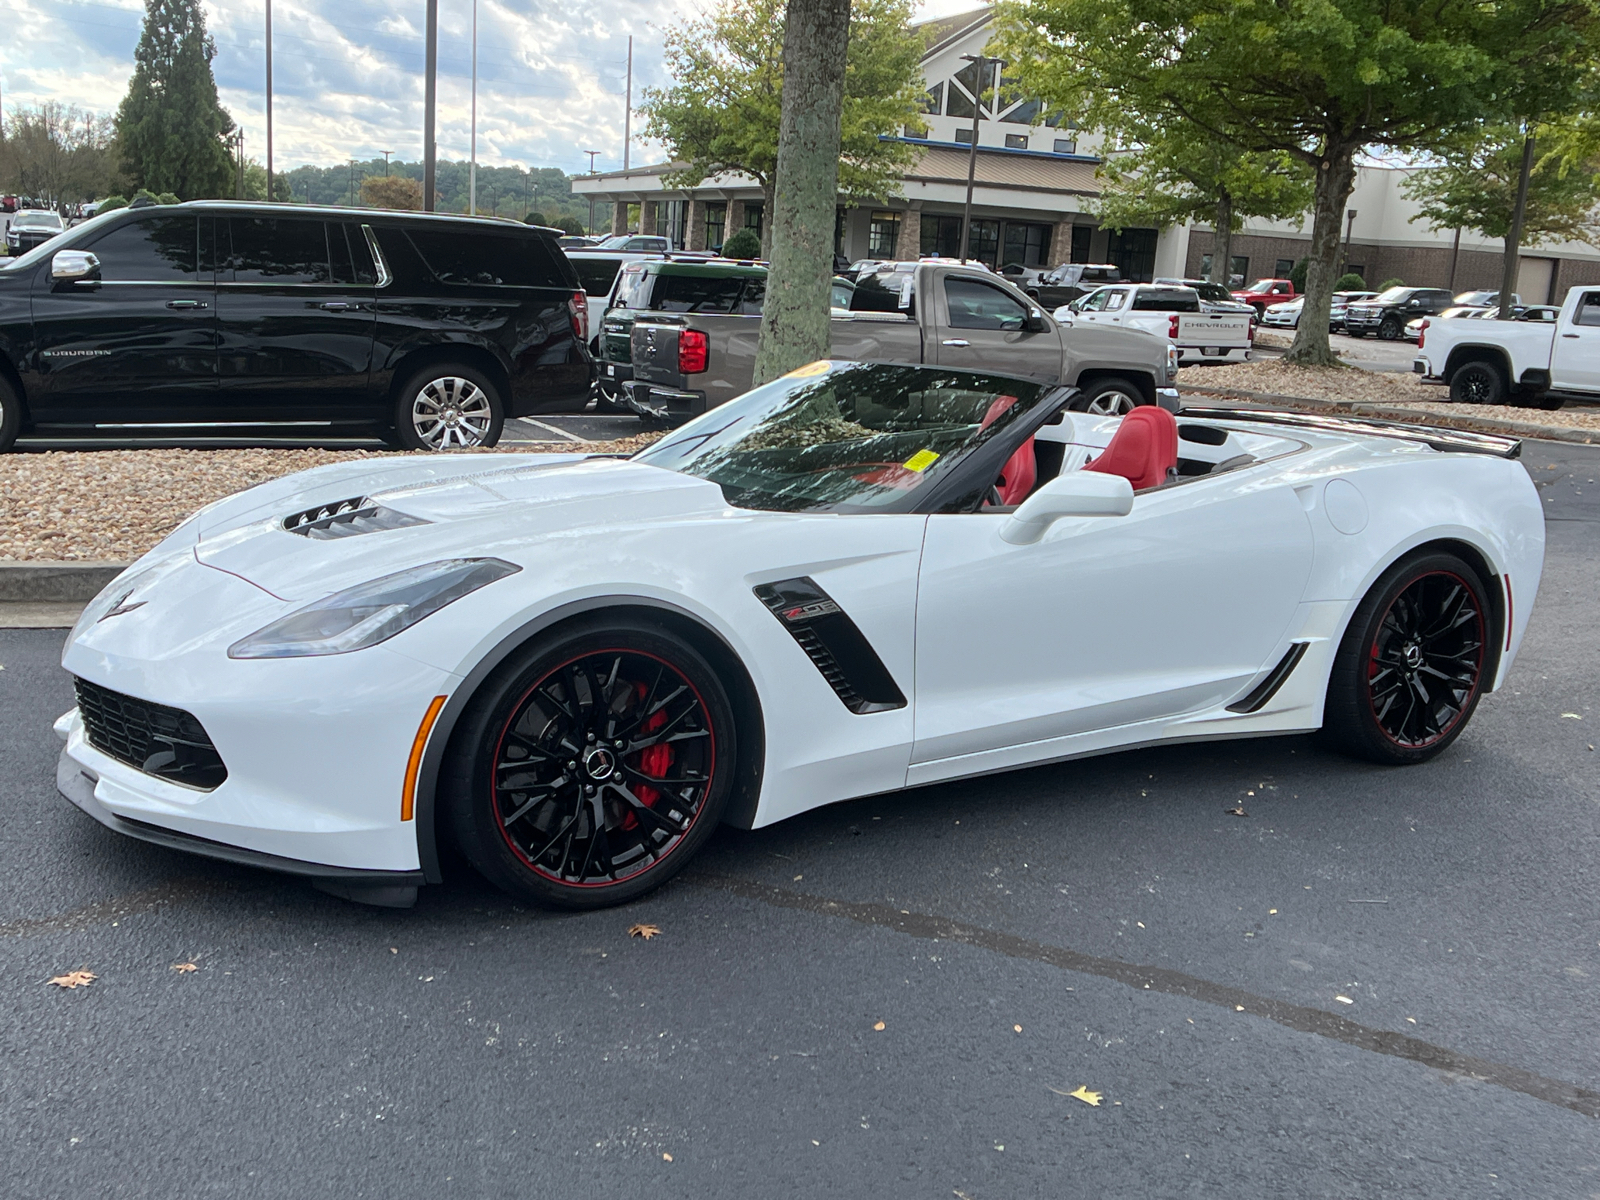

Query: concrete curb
[1179,384,1600,446]
[0,561,129,602]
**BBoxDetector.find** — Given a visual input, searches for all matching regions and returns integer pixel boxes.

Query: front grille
[74,678,228,790]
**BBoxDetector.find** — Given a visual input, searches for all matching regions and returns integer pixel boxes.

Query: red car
[1232,278,1296,314]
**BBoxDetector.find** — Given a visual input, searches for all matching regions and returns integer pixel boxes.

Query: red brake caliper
[621,682,674,829]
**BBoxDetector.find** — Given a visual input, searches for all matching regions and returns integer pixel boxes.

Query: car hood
[192,454,730,602]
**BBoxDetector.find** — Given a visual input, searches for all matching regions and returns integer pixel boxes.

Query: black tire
[391,362,504,451]
[0,374,21,453]
[1347,330,1366,338]
[1320,552,1491,765]
[1070,377,1147,417]
[1377,317,1402,341]
[1449,360,1505,406]
[1534,393,1565,411]
[443,616,737,910]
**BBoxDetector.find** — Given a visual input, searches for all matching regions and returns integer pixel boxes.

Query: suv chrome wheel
[411,376,494,448]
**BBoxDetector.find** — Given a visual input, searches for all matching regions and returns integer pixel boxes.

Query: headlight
[228,558,519,659]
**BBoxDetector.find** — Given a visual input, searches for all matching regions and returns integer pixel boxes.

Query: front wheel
[444,617,737,909]
[1070,377,1145,417]
[392,363,504,451]
[1320,552,1491,765]
[1449,361,1505,406]
[1377,317,1402,341]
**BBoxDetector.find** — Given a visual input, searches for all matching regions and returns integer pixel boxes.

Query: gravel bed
[1,433,665,563]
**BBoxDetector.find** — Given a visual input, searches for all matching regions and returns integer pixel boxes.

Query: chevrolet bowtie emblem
[98,589,147,621]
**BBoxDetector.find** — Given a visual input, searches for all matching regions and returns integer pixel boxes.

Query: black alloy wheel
[1449,361,1505,406]
[445,618,736,908]
[1377,317,1403,341]
[1322,552,1490,764]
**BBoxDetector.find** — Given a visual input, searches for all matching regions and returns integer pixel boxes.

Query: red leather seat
[1082,405,1178,491]
[978,395,1037,506]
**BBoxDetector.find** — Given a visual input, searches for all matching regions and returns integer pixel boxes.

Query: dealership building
[572,6,1600,302]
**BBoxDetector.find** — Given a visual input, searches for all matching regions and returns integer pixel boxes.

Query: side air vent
[753,578,907,714]
[283,497,430,539]
[1227,642,1310,714]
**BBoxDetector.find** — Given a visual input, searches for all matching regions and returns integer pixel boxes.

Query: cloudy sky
[16,0,978,175]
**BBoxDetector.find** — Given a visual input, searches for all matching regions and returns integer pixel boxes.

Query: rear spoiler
[1179,406,1522,460]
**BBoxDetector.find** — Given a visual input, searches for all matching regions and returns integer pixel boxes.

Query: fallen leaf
[1268,909,1278,915]
[1225,807,1248,817]
[171,962,198,974]
[48,971,96,989]
[628,924,661,940]
[662,1153,673,1162]
[1061,1084,1102,1106]
[390,947,398,954]
[1013,1024,1023,1033]
[1406,1017,1417,1024]
[1561,712,1582,719]
[1335,995,1354,1004]
[873,1020,886,1031]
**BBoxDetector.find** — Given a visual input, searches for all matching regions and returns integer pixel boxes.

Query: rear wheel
[1321,552,1490,765]
[392,363,504,450]
[1449,361,1505,405]
[1071,377,1145,417]
[444,617,736,909]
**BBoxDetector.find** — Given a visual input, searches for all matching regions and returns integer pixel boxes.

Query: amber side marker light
[402,696,449,822]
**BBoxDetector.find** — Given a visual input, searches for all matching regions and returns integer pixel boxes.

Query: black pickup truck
[0,201,593,452]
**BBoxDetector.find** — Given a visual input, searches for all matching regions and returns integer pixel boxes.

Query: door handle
[319,301,352,311]
[165,299,207,310]
[941,338,970,347]
[1561,332,1579,338]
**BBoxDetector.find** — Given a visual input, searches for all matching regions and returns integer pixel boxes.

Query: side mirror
[52,250,100,282]
[1024,309,1048,332]
[1052,304,1075,325]
[1001,472,1134,544]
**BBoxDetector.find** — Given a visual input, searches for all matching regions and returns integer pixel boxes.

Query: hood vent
[283,496,431,540]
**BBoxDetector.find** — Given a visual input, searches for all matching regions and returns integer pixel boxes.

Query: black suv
[1342,286,1455,340]
[0,202,594,452]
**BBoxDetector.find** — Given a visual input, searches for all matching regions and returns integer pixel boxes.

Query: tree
[360,175,424,210]
[1091,125,1312,288]
[640,0,927,257]
[115,0,235,200]
[994,0,1600,365]
[1403,121,1600,304]
[0,103,121,203]
[721,227,762,259]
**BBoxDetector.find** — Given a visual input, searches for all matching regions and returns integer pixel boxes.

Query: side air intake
[753,578,907,715]
[1227,642,1310,713]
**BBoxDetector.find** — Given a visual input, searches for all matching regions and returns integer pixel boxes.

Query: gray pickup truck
[624,261,1180,424]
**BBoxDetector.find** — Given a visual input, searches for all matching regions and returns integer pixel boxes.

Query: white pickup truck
[1055,282,1254,364]
[1414,284,1600,409]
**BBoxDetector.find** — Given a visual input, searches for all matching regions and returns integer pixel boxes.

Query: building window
[921,214,964,259]
[1004,133,1029,150]
[954,127,974,144]
[705,203,726,251]
[904,126,927,139]
[743,203,763,237]
[835,207,848,256]
[1001,99,1044,125]
[868,211,901,258]
[1274,258,1294,276]
[1200,254,1250,285]
[1071,225,1092,263]
[967,219,1000,267]
[921,82,944,115]
[1002,222,1051,267]
[1053,137,1077,155]
[1347,263,1365,279]
[1107,228,1159,283]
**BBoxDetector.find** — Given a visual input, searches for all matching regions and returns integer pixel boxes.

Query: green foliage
[115,0,235,200]
[1402,122,1600,248]
[0,103,122,203]
[640,0,929,203]
[277,159,585,223]
[97,195,128,213]
[1335,272,1368,290]
[1092,128,1312,235]
[525,211,549,227]
[720,227,763,259]
[1379,277,1407,291]
[1289,259,1310,292]
[553,215,585,235]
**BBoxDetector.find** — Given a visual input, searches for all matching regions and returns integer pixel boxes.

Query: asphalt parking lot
[1251,331,1421,373]
[2,442,1597,1198]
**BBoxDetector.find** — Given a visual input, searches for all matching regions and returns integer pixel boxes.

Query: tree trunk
[1284,143,1358,367]
[1210,191,1234,286]
[1499,132,1536,320]
[759,178,776,260]
[752,0,851,386]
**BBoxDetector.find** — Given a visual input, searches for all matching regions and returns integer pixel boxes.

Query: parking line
[518,419,594,444]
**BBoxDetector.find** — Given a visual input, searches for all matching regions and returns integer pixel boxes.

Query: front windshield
[1244,279,1277,292]
[1374,287,1411,303]
[15,212,63,229]
[0,206,121,271]
[633,361,1049,513]
[597,234,632,248]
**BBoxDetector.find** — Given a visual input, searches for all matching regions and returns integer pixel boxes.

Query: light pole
[381,150,392,177]
[959,54,1003,265]
[423,0,438,211]
[583,150,600,235]
[1342,208,1357,276]
[623,36,633,172]
[469,0,478,215]
[235,129,245,199]
[265,0,274,201]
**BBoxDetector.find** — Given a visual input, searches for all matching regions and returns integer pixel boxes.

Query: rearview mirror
[52,250,100,282]
[1001,472,1134,544]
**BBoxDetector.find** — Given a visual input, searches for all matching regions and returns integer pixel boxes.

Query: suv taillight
[1167,314,1180,340]
[568,290,587,340]
[1417,318,1429,348]
[1248,315,1256,344]
[679,329,709,374]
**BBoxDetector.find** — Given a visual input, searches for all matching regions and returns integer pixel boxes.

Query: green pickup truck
[620,260,1180,425]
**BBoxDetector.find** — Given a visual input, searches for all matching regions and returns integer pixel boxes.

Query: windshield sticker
[784,360,833,379]
[902,449,941,473]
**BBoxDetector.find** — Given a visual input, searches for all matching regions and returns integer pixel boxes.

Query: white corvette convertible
[57,362,1543,909]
